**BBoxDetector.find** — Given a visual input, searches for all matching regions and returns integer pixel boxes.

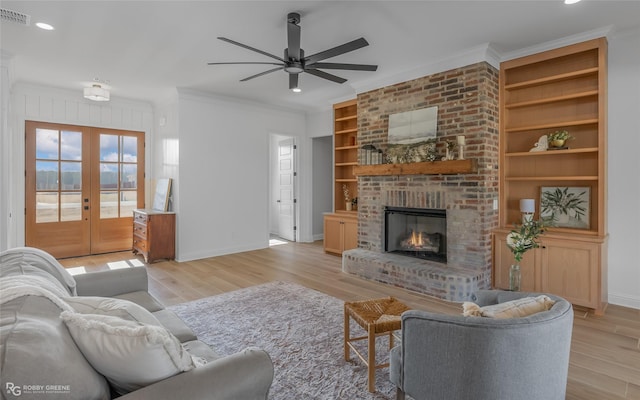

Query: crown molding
[500,26,614,62]
[352,43,500,95]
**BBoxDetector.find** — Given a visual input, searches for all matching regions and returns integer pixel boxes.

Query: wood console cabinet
[493,230,606,314]
[494,38,608,314]
[323,213,357,255]
[132,209,175,263]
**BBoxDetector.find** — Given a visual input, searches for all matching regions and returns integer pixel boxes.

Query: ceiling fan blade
[208,62,284,66]
[240,66,285,82]
[218,37,285,62]
[305,69,347,84]
[287,13,301,60]
[306,62,378,71]
[304,37,369,64]
[289,73,299,90]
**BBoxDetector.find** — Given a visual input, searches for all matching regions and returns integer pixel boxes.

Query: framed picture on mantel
[540,186,590,229]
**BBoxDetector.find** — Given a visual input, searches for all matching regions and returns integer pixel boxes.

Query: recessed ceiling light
[35,22,54,30]
[564,0,581,4]
[292,87,302,93]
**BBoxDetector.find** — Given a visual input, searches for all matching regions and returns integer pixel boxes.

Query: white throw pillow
[65,296,161,326]
[462,295,556,319]
[60,311,196,395]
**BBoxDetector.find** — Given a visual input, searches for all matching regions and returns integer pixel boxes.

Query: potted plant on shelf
[506,219,546,291]
[342,184,352,211]
[351,197,358,211]
[547,130,574,148]
[444,140,456,161]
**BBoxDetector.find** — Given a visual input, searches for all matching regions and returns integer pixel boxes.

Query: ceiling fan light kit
[208,12,377,92]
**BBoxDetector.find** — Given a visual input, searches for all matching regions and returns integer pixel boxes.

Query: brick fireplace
[342,62,500,302]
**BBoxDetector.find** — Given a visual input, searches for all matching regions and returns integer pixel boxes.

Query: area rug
[168,281,399,399]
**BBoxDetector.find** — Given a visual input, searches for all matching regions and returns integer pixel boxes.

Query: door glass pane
[61,162,81,190]
[36,161,58,190]
[121,164,137,189]
[60,131,82,160]
[121,136,137,162]
[35,129,59,160]
[100,191,118,219]
[36,192,58,223]
[100,134,118,161]
[120,191,137,217]
[61,192,82,221]
[100,163,118,189]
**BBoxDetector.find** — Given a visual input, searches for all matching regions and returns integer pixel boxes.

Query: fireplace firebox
[383,206,447,263]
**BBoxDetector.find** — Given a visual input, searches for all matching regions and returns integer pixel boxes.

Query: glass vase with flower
[506,219,546,291]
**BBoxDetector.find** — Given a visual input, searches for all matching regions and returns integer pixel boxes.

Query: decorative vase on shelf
[509,264,521,291]
[345,202,352,211]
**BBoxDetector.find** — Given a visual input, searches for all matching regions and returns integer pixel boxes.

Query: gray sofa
[390,290,574,400]
[0,247,274,400]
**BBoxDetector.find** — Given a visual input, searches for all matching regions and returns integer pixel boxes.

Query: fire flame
[408,231,424,247]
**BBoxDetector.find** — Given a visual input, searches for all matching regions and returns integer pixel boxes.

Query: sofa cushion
[60,311,196,396]
[152,309,197,342]
[65,296,162,326]
[181,339,219,363]
[462,295,556,318]
[0,296,110,400]
[113,291,165,312]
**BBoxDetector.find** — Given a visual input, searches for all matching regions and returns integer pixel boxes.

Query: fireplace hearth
[384,206,447,263]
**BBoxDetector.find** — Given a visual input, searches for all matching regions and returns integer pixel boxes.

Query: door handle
[276,200,281,203]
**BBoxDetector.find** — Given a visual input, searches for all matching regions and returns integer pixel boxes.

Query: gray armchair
[389,290,573,400]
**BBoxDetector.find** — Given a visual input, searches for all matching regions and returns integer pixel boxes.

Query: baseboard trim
[608,292,640,310]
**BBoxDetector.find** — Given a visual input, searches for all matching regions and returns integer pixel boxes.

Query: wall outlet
[493,199,499,210]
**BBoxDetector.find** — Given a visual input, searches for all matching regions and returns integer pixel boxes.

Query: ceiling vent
[1,8,31,26]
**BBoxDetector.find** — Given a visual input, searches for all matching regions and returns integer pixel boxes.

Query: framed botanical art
[540,186,590,229]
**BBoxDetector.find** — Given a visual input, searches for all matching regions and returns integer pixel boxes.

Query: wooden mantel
[353,159,478,176]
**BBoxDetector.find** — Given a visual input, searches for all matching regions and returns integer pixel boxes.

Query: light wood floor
[59,240,640,400]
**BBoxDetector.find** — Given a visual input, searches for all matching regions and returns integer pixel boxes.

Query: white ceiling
[2,1,640,112]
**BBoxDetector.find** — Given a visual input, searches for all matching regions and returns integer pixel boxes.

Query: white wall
[312,135,333,240]
[606,27,640,309]
[175,90,306,261]
[1,81,154,251]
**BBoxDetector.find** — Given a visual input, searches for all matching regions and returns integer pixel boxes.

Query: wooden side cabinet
[540,237,605,312]
[132,209,175,263]
[323,213,357,255]
[492,229,607,314]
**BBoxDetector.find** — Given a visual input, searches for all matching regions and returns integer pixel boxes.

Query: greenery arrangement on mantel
[353,159,478,176]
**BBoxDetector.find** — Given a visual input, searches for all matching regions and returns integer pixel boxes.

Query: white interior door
[277,138,295,241]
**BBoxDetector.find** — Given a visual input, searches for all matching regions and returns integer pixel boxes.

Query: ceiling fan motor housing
[284,48,304,73]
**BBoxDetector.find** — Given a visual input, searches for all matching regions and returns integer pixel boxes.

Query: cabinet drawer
[133,222,148,239]
[134,212,148,224]
[133,238,148,252]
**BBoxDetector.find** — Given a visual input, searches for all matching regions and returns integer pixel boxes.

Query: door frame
[269,133,297,242]
[24,121,145,258]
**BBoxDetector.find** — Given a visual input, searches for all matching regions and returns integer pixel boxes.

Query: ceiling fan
[208,12,378,92]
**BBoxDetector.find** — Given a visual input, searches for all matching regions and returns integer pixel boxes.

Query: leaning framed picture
[540,186,590,229]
